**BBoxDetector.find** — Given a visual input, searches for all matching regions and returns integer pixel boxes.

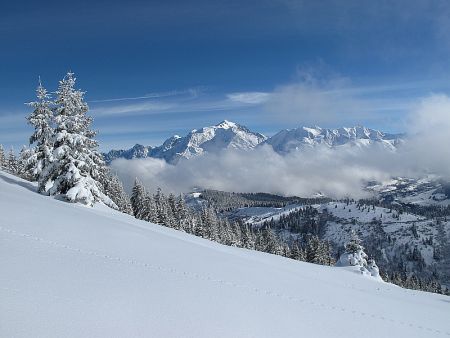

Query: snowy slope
[228,205,303,225]
[366,176,450,206]
[264,126,403,154]
[1,171,449,338]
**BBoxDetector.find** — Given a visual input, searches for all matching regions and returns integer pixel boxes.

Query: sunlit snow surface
[1,171,449,338]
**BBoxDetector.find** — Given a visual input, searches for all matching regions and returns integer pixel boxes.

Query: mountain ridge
[103,121,404,164]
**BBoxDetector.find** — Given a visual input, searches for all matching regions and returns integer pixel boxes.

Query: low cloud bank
[111,94,450,198]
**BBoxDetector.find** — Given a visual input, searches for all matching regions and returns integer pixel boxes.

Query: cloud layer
[110,93,450,198]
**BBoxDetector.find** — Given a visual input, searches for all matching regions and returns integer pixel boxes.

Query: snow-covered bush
[336,230,382,281]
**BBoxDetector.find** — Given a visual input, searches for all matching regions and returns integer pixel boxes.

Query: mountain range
[103,120,404,164]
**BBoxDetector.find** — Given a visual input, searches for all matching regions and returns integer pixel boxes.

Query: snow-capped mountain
[151,120,266,164]
[264,126,403,154]
[104,120,267,164]
[104,123,404,164]
[103,143,152,163]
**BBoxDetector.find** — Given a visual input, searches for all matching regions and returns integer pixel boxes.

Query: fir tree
[131,178,146,219]
[144,192,158,223]
[0,144,5,169]
[41,72,114,207]
[345,230,363,254]
[290,241,306,261]
[6,148,18,174]
[102,171,133,214]
[18,145,35,180]
[26,79,54,186]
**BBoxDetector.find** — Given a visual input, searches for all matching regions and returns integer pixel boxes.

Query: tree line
[130,179,336,266]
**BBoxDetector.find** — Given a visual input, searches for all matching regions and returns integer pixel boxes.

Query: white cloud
[111,92,450,198]
[89,87,206,103]
[91,101,175,116]
[261,73,415,126]
[111,144,398,198]
[227,92,271,104]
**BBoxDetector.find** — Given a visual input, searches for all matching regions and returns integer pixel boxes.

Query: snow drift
[1,171,449,337]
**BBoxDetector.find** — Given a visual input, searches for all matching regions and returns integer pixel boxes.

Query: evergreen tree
[41,72,114,207]
[290,241,306,261]
[153,187,165,224]
[26,79,54,186]
[6,148,18,174]
[263,226,283,255]
[241,223,255,249]
[337,230,381,279]
[18,145,35,180]
[102,171,133,214]
[144,192,158,223]
[131,178,146,219]
[0,144,5,169]
[175,195,188,230]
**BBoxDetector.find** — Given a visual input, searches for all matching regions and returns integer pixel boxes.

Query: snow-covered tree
[290,241,306,261]
[336,230,382,280]
[262,226,283,255]
[143,192,158,223]
[0,144,5,169]
[131,178,147,219]
[6,148,18,174]
[40,72,115,207]
[175,195,188,230]
[241,223,255,249]
[102,171,133,214]
[26,79,54,186]
[18,145,36,180]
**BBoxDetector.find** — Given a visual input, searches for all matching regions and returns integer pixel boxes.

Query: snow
[1,170,450,338]
[264,125,402,154]
[230,205,302,225]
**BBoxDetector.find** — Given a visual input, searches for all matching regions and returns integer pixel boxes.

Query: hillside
[1,171,449,338]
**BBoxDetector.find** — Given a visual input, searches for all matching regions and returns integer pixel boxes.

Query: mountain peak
[264,125,403,154]
[103,123,404,164]
[216,120,237,129]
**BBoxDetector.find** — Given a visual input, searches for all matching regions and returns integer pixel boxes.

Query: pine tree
[290,241,306,261]
[345,230,363,254]
[6,148,18,174]
[263,226,283,255]
[143,192,158,223]
[41,72,115,207]
[241,223,255,249]
[26,79,54,186]
[18,145,35,180]
[102,171,133,214]
[175,195,188,230]
[131,178,146,219]
[337,230,381,279]
[305,235,322,264]
[0,144,5,169]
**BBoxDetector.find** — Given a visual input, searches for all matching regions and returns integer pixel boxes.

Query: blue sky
[2,0,450,151]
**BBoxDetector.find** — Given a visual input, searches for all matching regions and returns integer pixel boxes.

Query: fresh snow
[263,125,403,154]
[104,120,267,164]
[229,205,303,225]
[104,122,404,165]
[1,171,449,338]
